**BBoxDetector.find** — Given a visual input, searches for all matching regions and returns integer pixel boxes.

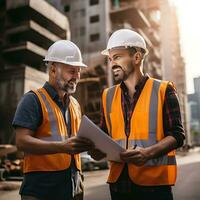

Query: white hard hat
[101,29,148,55]
[44,40,87,67]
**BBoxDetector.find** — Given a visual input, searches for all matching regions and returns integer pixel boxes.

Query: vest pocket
[110,112,125,138]
[130,111,148,140]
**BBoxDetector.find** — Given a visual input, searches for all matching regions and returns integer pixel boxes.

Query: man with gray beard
[12,40,94,200]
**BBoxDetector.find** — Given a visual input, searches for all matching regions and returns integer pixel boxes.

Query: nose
[109,58,117,68]
[73,72,80,79]
[73,68,81,79]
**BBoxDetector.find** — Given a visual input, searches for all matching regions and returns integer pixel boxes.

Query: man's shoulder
[69,96,81,112]
[15,90,42,117]
[151,78,176,90]
[150,77,165,84]
[69,95,79,105]
[103,84,119,93]
[12,90,42,130]
[21,90,40,106]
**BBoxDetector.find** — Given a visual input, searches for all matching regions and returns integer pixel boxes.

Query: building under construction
[0,0,190,145]
[52,0,190,142]
[0,0,70,144]
[56,0,162,124]
[160,0,191,144]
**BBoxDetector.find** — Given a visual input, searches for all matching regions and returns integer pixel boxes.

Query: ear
[134,52,142,64]
[49,63,56,76]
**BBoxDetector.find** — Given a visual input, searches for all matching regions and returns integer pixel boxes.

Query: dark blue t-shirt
[12,82,73,199]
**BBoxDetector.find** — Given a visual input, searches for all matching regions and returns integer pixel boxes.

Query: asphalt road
[173,162,200,200]
[84,162,200,200]
[84,169,111,200]
[1,152,200,200]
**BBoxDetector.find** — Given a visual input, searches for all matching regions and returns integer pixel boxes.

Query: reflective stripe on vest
[149,80,160,133]
[111,139,176,166]
[106,85,116,136]
[37,90,67,141]
[116,139,126,149]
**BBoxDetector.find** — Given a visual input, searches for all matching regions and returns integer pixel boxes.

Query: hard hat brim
[43,59,87,67]
[101,47,149,56]
[101,49,109,56]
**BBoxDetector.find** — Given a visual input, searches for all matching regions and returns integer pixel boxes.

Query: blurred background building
[0,0,70,143]
[160,0,191,145]
[0,0,192,146]
[51,0,162,124]
[188,76,200,145]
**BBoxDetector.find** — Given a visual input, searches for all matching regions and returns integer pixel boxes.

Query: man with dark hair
[89,29,185,200]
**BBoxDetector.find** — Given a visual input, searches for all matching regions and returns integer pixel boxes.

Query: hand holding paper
[77,115,125,162]
[88,148,106,161]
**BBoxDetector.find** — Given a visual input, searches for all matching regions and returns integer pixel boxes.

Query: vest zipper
[126,135,129,149]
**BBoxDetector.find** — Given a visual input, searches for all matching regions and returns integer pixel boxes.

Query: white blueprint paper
[77,115,125,162]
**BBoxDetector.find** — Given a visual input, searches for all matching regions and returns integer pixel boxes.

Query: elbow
[15,135,29,152]
[15,128,34,152]
[16,139,25,151]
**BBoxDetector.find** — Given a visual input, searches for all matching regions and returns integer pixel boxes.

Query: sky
[171,0,200,94]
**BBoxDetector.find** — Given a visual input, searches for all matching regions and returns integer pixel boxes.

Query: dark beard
[113,78,122,84]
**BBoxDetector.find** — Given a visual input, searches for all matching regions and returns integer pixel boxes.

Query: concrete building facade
[160,0,191,145]
[59,0,162,78]
[0,0,70,144]
[55,0,190,144]
[188,76,200,145]
[53,0,162,124]
[0,0,190,145]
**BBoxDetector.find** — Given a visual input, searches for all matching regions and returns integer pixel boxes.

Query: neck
[48,79,68,105]
[124,69,144,99]
[57,90,68,105]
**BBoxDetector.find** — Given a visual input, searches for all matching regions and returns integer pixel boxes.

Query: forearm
[163,84,185,148]
[145,136,177,160]
[16,134,64,155]
[16,127,94,155]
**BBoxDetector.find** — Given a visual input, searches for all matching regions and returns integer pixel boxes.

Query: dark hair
[128,47,146,58]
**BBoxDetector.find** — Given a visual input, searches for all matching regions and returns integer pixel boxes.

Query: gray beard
[56,79,76,94]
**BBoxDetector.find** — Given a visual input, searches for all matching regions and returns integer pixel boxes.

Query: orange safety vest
[23,88,81,173]
[102,78,177,186]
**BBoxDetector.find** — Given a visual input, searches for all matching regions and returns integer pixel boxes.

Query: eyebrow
[112,53,124,59]
[108,54,120,61]
[66,67,81,71]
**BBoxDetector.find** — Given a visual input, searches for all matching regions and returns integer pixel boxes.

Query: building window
[80,9,85,17]
[64,5,70,12]
[80,27,85,36]
[73,10,78,18]
[74,28,79,38]
[90,15,99,23]
[90,33,100,42]
[89,0,99,6]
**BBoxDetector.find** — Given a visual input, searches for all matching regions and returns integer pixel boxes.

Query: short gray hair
[45,61,53,73]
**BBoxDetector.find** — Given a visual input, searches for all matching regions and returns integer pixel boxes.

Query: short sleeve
[12,91,42,131]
